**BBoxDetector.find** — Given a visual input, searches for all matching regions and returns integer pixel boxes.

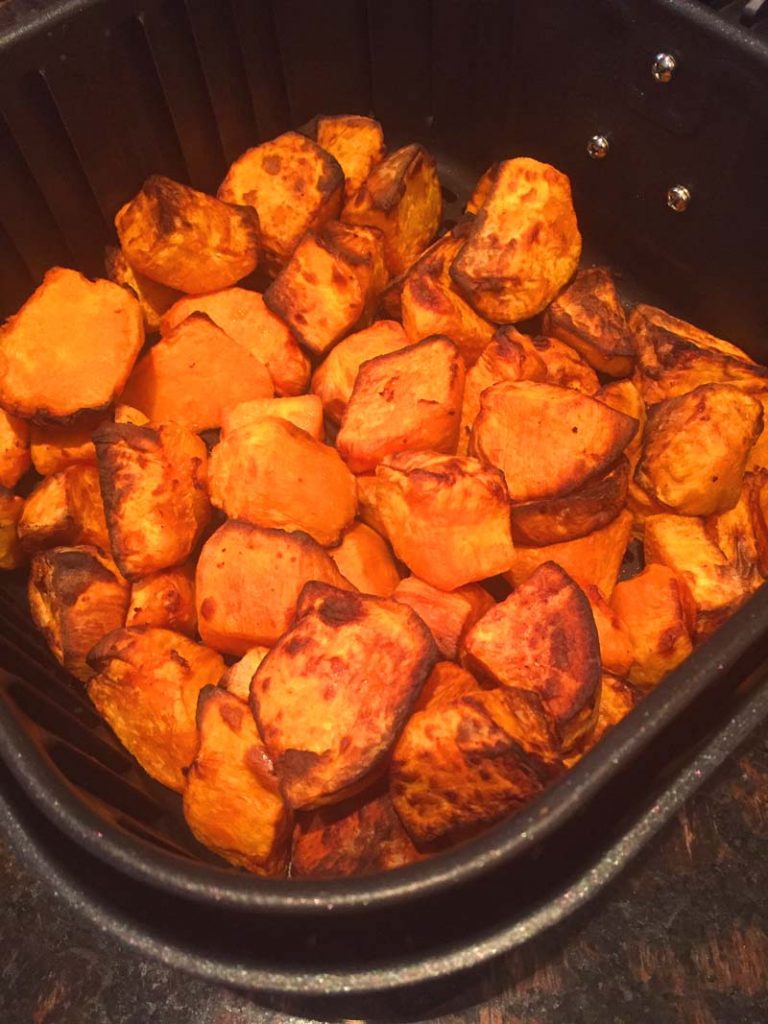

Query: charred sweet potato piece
[564,673,639,766]
[126,563,197,635]
[542,267,635,377]
[264,222,386,356]
[0,488,24,570]
[19,464,109,554]
[391,688,561,844]
[451,158,581,323]
[87,627,225,790]
[209,418,356,546]
[393,576,494,661]
[0,408,30,488]
[634,384,763,517]
[115,176,260,293]
[159,289,310,397]
[336,336,465,474]
[465,163,501,215]
[599,379,646,476]
[292,786,421,878]
[524,335,600,396]
[0,267,144,423]
[219,645,270,702]
[401,229,495,366]
[184,687,292,875]
[579,581,634,677]
[28,546,130,682]
[462,562,601,752]
[221,395,323,441]
[328,521,401,597]
[29,415,103,476]
[504,510,633,599]
[311,320,411,424]
[748,470,768,576]
[218,131,344,272]
[251,582,437,809]
[104,245,179,332]
[412,661,482,714]
[705,478,763,592]
[342,143,442,276]
[94,422,210,580]
[371,451,516,590]
[611,563,696,687]
[316,115,386,201]
[471,381,637,504]
[121,313,273,432]
[196,522,353,654]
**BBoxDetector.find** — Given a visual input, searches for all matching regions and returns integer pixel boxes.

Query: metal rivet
[666,185,691,213]
[652,52,677,83]
[587,134,610,160]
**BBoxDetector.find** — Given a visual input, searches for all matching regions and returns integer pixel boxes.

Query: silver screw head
[652,52,677,83]
[666,184,691,213]
[587,134,610,159]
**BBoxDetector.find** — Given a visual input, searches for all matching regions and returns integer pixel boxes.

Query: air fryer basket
[1,0,768,995]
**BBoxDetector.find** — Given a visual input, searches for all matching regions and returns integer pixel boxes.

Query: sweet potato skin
[328,521,401,597]
[0,408,30,488]
[0,488,25,570]
[251,582,437,809]
[104,244,179,332]
[87,627,225,790]
[221,396,323,441]
[18,464,110,555]
[316,115,385,201]
[126,563,197,635]
[393,576,494,660]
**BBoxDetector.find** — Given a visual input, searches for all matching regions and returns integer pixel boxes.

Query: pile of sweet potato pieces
[1,113,767,879]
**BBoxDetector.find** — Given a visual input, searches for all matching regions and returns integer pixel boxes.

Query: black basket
[1,0,768,997]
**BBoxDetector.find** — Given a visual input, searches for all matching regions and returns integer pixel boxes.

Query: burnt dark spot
[283,635,311,656]
[322,683,336,701]
[549,627,570,671]
[339,735,351,752]
[279,747,323,781]
[200,596,216,621]
[331,266,347,288]
[169,648,190,671]
[219,701,244,731]
[263,154,282,174]
[316,591,365,627]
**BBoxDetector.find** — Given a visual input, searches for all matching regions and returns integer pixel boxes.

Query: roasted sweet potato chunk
[524,334,600,396]
[634,384,762,517]
[29,417,101,477]
[115,176,259,293]
[264,222,385,356]
[465,163,500,215]
[746,390,768,472]
[371,451,516,590]
[342,143,441,276]
[565,673,639,766]
[401,229,494,366]
[579,581,634,677]
[705,478,763,593]
[87,627,225,790]
[0,408,30,488]
[126,563,197,635]
[336,336,465,473]
[218,131,344,272]
[462,563,601,752]
[611,564,696,687]
[451,158,581,323]
[94,422,210,580]
[748,469,768,576]
[219,645,270,702]
[412,661,482,714]
[0,488,24,570]
[471,381,637,504]
[184,687,292,875]
[393,576,493,661]
[221,395,323,441]
[209,418,356,546]
[251,583,436,809]
[316,115,386,200]
[160,289,310,397]
[196,522,353,654]
[28,546,130,682]
[599,379,646,476]
[19,464,109,554]
[0,267,144,423]
[542,267,634,377]
[311,320,410,424]
[328,521,400,597]
[121,313,273,432]
[104,245,179,332]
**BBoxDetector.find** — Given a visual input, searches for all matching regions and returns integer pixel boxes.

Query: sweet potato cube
[705,478,763,593]
[0,489,24,570]
[311,320,411,424]
[748,469,768,576]
[579,581,634,678]
[292,786,421,878]
[28,546,130,682]
[465,163,501,215]
[87,627,225,790]
[393,576,493,660]
[746,390,768,472]
[471,381,637,504]
[328,521,401,597]
[264,222,386,356]
[412,661,482,714]
[218,131,344,272]
[209,418,356,546]
[401,229,495,367]
[634,384,763,517]
[336,336,465,474]
[0,408,30,489]
[115,176,259,293]
[462,562,601,752]
[126,563,197,636]
[0,267,144,423]
[94,422,210,580]
[316,115,385,200]
[29,415,104,477]
[391,688,561,845]
[611,564,696,687]
[221,395,323,441]
[542,267,635,377]
[19,464,110,554]
[104,245,179,332]
[196,522,353,655]
[121,313,273,432]
[599,379,646,476]
[565,673,639,766]
[219,646,270,702]
[183,687,292,875]
[451,158,581,323]
[159,289,310,397]
[251,583,436,809]
[523,334,600,396]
